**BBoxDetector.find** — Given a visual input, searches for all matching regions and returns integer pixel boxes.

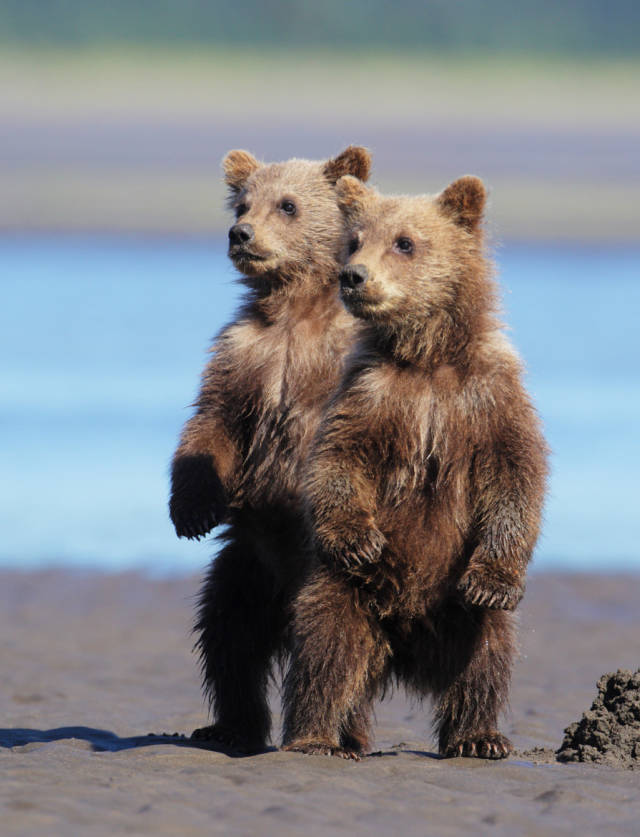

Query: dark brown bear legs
[430,606,515,759]
[282,569,388,759]
[339,697,375,755]
[193,539,287,754]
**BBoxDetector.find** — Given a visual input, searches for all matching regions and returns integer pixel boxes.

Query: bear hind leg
[431,606,515,760]
[339,695,375,756]
[192,538,286,754]
[282,570,388,760]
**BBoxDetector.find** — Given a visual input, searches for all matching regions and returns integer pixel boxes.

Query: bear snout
[228,223,255,246]
[339,264,369,291]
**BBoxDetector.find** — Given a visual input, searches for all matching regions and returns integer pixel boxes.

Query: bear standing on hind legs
[282,175,549,760]
[169,147,371,754]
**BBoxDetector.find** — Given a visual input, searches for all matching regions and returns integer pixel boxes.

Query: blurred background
[1,1,638,573]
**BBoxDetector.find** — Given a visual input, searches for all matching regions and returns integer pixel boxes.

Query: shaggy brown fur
[282,175,549,760]
[169,146,371,753]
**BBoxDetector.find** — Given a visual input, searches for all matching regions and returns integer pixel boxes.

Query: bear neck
[366,307,494,373]
[368,261,499,372]
[245,261,343,325]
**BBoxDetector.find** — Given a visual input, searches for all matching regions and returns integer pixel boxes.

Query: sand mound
[557,669,640,768]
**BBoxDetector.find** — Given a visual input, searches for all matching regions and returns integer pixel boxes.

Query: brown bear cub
[282,175,548,760]
[169,147,371,754]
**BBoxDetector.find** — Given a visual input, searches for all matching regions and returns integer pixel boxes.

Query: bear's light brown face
[336,175,486,333]
[222,148,371,287]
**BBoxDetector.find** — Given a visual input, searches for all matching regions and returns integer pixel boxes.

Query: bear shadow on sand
[0,726,446,760]
[0,726,276,756]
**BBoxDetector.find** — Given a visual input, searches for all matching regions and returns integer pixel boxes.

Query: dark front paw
[457,567,524,611]
[321,526,386,571]
[170,454,228,540]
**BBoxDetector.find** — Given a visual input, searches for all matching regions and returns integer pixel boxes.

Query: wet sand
[2,569,639,835]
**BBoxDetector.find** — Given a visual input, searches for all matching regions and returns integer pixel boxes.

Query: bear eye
[348,234,360,255]
[394,236,414,255]
[235,203,248,218]
[280,199,297,216]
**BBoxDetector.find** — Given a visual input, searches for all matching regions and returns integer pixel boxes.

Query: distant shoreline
[2,49,638,242]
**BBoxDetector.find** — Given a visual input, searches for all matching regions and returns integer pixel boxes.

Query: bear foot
[442,732,512,760]
[457,568,524,611]
[190,724,264,755]
[282,739,362,761]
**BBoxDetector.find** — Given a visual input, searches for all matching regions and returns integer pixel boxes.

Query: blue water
[1,236,639,573]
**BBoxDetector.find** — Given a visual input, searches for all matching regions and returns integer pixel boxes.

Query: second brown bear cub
[283,175,548,760]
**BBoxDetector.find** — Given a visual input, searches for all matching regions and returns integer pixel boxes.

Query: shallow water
[1,236,638,572]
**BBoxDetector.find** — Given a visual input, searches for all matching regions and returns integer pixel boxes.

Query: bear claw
[173,508,222,540]
[457,569,523,611]
[325,527,386,571]
[443,733,512,760]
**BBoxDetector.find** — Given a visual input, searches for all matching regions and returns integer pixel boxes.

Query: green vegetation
[0,0,638,55]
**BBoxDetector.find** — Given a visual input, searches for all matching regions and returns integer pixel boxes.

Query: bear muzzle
[339,264,369,291]
[228,223,255,247]
[228,223,270,267]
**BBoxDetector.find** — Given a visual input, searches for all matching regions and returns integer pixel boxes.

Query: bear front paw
[457,567,524,611]
[170,454,228,540]
[322,526,386,571]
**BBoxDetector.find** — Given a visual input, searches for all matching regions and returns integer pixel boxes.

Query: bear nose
[339,264,369,290]
[228,223,254,246]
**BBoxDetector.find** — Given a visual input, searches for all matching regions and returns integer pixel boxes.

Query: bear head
[222,146,371,290]
[335,175,496,365]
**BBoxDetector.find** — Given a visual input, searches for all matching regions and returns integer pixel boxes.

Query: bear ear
[335,175,370,218]
[222,150,261,193]
[323,146,371,184]
[436,176,486,229]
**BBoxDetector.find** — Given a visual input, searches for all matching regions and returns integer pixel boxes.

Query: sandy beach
[1,568,639,835]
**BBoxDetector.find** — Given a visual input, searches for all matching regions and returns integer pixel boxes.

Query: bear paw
[282,740,362,761]
[323,526,386,571]
[170,454,228,540]
[442,732,512,760]
[457,568,524,611]
[190,724,264,755]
